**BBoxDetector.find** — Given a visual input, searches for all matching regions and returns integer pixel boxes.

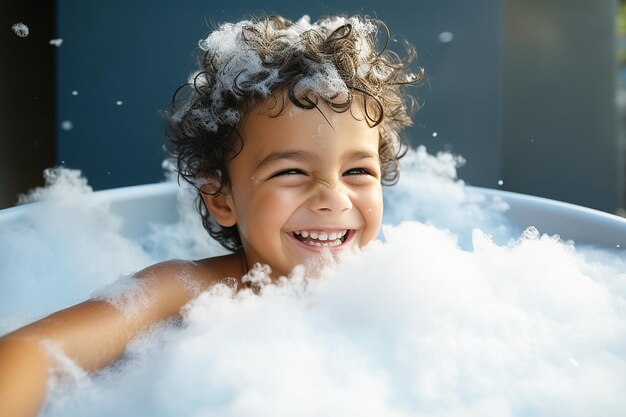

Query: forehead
[238,93,380,156]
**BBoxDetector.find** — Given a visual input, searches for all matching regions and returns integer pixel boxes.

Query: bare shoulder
[135,253,243,298]
[129,254,242,314]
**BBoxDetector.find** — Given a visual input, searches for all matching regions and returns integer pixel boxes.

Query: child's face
[222,95,383,277]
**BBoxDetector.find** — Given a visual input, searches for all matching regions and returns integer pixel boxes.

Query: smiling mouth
[291,229,350,247]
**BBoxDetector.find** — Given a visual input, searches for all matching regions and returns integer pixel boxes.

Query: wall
[503,0,620,213]
[54,0,504,190]
[2,0,621,214]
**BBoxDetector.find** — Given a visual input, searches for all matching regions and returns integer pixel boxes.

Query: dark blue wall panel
[56,0,504,190]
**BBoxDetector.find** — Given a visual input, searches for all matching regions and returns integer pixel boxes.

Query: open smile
[287,229,355,252]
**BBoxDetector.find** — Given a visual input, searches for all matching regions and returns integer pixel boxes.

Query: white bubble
[382,147,510,248]
[38,222,626,416]
[0,167,153,332]
[92,274,152,317]
[497,179,504,186]
[71,91,78,96]
[438,31,454,43]
[406,72,418,82]
[178,16,383,144]
[41,340,89,398]
[11,22,29,37]
[3,148,626,416]
[116,100,123,106]
[432,131,438,137]
[60,120,73,131]
[522,225,540,240]
[49,38,63,47]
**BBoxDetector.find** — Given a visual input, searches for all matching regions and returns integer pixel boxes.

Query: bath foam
[1,148,624,416]
[40,222,626,417]
[0,168,153,333]
[241,262,272,291]
[92,273,154,318]
[139,160,228,261]
[173,15,401,146]
[41,340,90,402]
[171,259,205,297]
[383,146,511,247]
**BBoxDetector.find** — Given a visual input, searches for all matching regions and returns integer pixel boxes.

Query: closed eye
[344,168,373,176]
[270,168,306,178]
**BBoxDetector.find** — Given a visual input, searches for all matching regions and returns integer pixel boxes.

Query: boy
[0,14,421,416]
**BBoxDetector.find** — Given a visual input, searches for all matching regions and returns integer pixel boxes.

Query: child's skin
[208,93,383,277]
[0,92,383,416]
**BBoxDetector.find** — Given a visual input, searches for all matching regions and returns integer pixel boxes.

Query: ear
[201,184,237,227]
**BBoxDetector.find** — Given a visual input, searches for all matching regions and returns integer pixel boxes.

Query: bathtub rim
[1,182,625,250]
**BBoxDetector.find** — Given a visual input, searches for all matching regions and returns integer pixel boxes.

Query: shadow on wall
[502,0,621,215]
[0,1,55,208]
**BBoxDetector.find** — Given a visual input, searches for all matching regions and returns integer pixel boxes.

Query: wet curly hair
[165,14,423,252]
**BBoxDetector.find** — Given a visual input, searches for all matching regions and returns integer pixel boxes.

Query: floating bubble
[438,31,454,43]
[49,38,63,47]
[60,121,73,131]
[11,22,29,37]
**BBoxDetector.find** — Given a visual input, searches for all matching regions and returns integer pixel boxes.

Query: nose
[308,180,353,213]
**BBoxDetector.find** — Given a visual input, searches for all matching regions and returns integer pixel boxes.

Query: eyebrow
[255,151,310,172]
[344,149,379,161]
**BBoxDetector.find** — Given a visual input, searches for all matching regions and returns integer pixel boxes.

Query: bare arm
[0,336,50,417]
[0,259,228,417]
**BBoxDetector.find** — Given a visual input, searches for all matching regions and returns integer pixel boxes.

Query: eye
[344,167,373,176]
[270,168,306,178]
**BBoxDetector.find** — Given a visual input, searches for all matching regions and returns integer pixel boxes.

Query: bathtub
[1,182,623,250]
[2,181,626,417]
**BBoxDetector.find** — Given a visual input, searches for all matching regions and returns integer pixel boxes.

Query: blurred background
[0,0,623,215]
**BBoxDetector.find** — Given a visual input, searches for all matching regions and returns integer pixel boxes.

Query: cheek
[241,187,302,232]
[359,185,384,234]
[256,187,302,213]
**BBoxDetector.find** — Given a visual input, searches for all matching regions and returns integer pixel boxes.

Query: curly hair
[165,14,423,252]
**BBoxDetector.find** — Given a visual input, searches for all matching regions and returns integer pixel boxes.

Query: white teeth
[328,232,338,240]
[294,231,301,235]
[301,231,309,238]
[310,232,319,239]
[318,232,328,241]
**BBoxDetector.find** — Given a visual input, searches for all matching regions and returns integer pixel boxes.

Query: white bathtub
[2,182,626,417]
[0,182,625,250]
